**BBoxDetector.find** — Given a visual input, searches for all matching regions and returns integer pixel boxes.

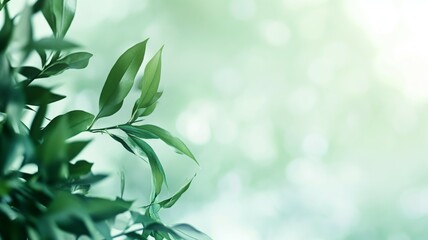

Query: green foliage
[0,0,208,239]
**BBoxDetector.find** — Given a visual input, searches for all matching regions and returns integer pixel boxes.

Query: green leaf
[24,85,65,106]
[130,48,163,122]
[81,197,133,221]
[7,5,32,62]
[43,110,94,139]
[29,103,47,141]
[144,223,181,239]
[131,211,157,226]
[68,173,108,186]
[19,66,42,79]
[118,125,158,139]
[158,176,194,209]
[128,136,166,199]
[0,6,13,53]
[97,40,148,120]
[68,160,93,178]
[108,133,148,161]
[42,0,76,37]
[32,0,47,13]
[65,140,91,162]
[131,91,162,119]
[41,52,92,77]
[33,37,78,51]
[173,224,212,240]
[128,124,197,163]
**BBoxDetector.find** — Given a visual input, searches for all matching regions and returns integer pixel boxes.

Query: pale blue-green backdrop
[26,0,428,239]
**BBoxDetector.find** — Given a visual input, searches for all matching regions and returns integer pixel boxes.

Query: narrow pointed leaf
[173,224,212,240]
[0,6,13,53]
[41,52,92,77]
[97,40,148,119]
[128,136,166,198]
[130,124,196,163]
[131,48,162,122]
[158,176,194,208]
[108,133,148,161]
[42,0,76,37]
[24,85,65,106]
[65,140,91,162]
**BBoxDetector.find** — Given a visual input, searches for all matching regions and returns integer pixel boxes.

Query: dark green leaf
[128,136,166,199]
[130,48,163,122]
[32,0,47,13]
[42,0,76,37]
[43,110,94,139]
[96,40,148,120]
[38,117,68,165]
[29,103,47,141]
[68,160,93,178]
[24,85,65,106]
[65,141,91,162]
[19,66,41,79]
[33,37,78,51]
[81,197,133,221]
[129,124,197,163]
[0,6,13,53]
[158,176,194,209]
[69,173,108,186]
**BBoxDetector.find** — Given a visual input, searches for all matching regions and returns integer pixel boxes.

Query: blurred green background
[25,0,428,239]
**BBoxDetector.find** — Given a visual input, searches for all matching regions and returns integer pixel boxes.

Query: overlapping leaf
[96,40,148,120]
[131,48,163,122]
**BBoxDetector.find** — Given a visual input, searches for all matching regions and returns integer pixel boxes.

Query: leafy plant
[0,0,209,239]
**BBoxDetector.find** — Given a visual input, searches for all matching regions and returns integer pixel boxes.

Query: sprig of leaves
[0,0,208,239]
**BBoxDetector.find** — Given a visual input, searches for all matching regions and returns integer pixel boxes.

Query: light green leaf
[7,5,32,62]
[42,0,76,37]
[130,48,163,122]
[173,224,212,240]
[129,136,166,199]
[43,110,94,139]
[128,124,197,163]
[97,40,148,120]
[158,176,194,209]
[33,37,78,51]
[132,91,162,119]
